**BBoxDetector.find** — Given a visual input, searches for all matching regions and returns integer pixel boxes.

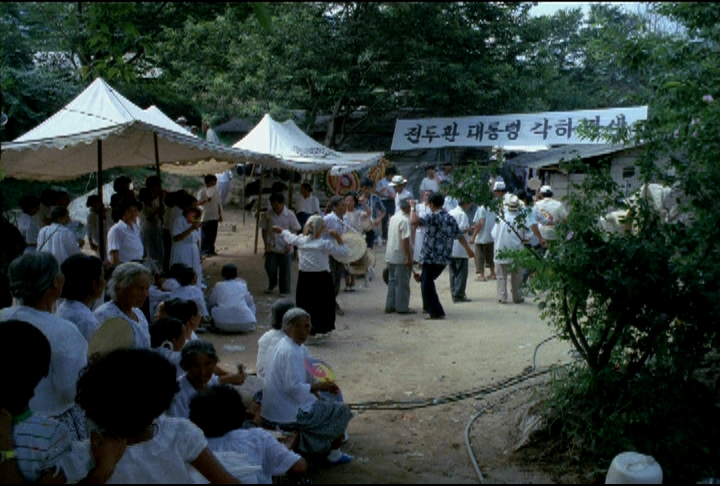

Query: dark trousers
[329,256,344,297]
[421,263,447,318]
[201,219,219,255]
[381,199,395,240]
[448,258,469,300]
[264,252,292,294]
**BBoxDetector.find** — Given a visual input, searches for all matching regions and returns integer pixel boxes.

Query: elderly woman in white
[94,262,152,349]
[1,252,89,440]
[208,263,257,333]
[272,215,349,336]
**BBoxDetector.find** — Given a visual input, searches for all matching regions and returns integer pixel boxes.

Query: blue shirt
[417,209,464,265]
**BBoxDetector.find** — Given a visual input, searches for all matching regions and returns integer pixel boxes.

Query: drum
[332,231,367,264]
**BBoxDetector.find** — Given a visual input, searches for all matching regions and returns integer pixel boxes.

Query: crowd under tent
[0,77,269,258]
[232,113,385,252]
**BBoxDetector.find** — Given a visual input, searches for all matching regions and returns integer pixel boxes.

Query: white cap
[540,185,553,195]
[493,181,506,191]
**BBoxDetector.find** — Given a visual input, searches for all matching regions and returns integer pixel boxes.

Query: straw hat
[333,232,368,264]
[87,317,135,357]
[505,195,520,212]
[389,175,408,186]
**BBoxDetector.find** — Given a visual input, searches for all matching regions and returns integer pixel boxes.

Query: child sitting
[167,263,209,319]
[167,340,246,419]
[162,298,202,341]
[208,263,257,333]
[0,320,118,483]
[149,317,187,377]
[189,384,307,484]
[71,348,240,483]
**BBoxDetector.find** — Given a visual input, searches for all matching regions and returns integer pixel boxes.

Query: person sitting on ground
[0,320,122,483]
[261,308,353,465]
[256,298,296,381]
[71,348,241,483]
[94,262,152,349]
[167,340,246,419]
[190,384,307,484]
[208,263,257,333]
[150,316,187,377]
[161,297,201,340]
[167,263,209,319]
[36,206,82,266]
[16,195,41,254]
[56,254,105,342]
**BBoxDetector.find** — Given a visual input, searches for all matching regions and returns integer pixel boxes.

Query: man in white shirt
[261,193,301,296]
[294,182,320,230]
[36,207,81,266]
[418,164,441,195]
[197,174,223,257]
[262,308,353,465]
[202,120,220,143]
[448,200,473,303]
[323,196,347,314]
[390,175,413,213]
[534,185,569,242]
[375,166,398,244]
[384,197,414,314]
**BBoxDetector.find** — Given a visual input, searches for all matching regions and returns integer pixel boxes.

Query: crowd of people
[0,161,569,483]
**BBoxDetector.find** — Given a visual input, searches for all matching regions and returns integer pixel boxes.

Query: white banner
[390,106,648,151]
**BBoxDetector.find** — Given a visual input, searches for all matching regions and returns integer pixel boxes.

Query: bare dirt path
[199,205,578,484]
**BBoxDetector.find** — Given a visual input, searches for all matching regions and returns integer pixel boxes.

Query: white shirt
[322,211,345,235]
[449,206,471,258]
[168,373,219,419]
[169,284,209,318]
[36,223,81,265]
[419,177,440,195]
[68,416,207,484]
[207,428,302,484]
[56,299,100,342]
[107,220,144,264]
[279,230,349,272]
[263,207,301,253]
[295,194,320,215]
[197,187,222,221]
[534,197,569,240]
[208,279,257,332]
[491,211,531,264]
[394,188,413,213]
[385,210,411,265]
[472,205,496,245]
[261,336,316,425]
[94,301,151,349]
[256,329,286,381]
[376,178,396,200]
[0,306,87,417]
[17,213,40,249]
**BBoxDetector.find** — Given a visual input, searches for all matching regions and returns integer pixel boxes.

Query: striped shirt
[13,410,81,482]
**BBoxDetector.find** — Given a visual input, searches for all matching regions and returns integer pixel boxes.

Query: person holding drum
[271,215,349,337]
[342,191,371,291]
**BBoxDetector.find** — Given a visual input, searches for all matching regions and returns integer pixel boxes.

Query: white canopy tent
[232,113,385,252]
[0,77,270,258]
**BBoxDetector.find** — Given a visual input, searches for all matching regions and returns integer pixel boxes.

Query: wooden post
[253,166,265,254]
[97,140,105,263]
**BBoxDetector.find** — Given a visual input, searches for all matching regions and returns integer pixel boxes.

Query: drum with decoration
[325,171,360,196]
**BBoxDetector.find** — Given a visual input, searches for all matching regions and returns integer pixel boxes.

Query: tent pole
[97,140,105,263]
[153,133,165,223]
[253,166,265,254]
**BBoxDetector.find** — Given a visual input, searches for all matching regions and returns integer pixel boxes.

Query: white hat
[540,185,553,195]
[389,175,408,186]
[493,181,506,192]
[176,116,187,124]
[505,195,520,211]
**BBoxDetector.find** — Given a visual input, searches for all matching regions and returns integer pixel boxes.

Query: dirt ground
[197,201,586,484]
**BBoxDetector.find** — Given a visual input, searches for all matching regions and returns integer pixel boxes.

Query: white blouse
[278,230,349,272]
[56,299,100,342]
[107,220,144,264]
[94,301,151,349]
